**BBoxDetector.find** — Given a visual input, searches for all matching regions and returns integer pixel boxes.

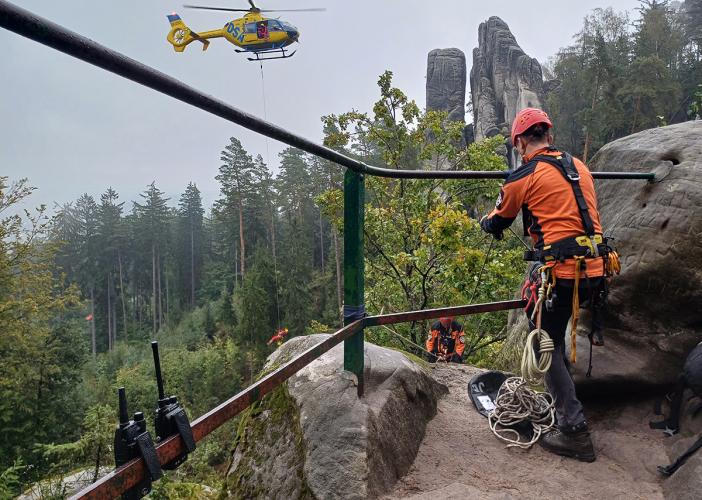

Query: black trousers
[527,278,603,430]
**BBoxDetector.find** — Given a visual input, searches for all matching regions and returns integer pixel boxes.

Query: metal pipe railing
[70,298,525,499]
[0,1,655,181]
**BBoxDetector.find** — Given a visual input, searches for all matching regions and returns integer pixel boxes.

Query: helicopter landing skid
[247,48,296,61]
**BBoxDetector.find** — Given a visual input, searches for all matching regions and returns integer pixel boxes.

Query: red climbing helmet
[511,108,553,146]
[439,317,453,328]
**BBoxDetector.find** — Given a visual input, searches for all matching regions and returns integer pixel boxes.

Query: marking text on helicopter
[166,0,323,61]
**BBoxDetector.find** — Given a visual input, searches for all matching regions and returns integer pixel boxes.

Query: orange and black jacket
[426,320,465,359]
[480,147,605,279]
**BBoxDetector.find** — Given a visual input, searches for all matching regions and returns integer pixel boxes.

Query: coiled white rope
[488,377,555,448]
[521,328,554,386]
[487,272,556,448]
[521,273,554,386]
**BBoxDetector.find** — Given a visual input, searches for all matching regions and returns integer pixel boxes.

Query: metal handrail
[0,1,655,181]
[71,299,524,499]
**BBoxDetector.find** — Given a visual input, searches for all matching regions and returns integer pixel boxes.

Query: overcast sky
[2,0,642,213]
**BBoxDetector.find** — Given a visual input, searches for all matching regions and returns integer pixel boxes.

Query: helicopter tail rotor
[166,13,210,52]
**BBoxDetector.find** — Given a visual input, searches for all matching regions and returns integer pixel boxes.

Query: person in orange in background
[426,317,465,363]
[480,107,608,463]
[267,327,288,346]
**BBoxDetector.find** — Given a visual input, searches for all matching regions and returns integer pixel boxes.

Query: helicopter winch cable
[258,60,281,331]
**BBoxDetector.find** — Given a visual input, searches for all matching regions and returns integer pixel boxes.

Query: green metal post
[343,169,365,397]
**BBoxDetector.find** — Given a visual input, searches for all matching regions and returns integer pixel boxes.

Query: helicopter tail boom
[166,13,210,52]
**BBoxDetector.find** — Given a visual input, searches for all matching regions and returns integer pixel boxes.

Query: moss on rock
[224,385,311,499]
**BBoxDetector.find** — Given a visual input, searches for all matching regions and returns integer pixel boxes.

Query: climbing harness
[521,151,621,366]
[487,377,555,449]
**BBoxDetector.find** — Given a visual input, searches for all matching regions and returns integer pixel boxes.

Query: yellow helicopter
[166,1,324,61]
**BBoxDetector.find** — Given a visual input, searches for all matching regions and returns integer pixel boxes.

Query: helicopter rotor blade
[259,8,326,12]
[183,5,252,12]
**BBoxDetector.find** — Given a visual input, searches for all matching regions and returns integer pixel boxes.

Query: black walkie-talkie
[113,387,163,499]
[151,341,196,470]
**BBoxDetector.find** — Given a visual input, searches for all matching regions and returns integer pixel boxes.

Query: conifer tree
[133,182,170,334]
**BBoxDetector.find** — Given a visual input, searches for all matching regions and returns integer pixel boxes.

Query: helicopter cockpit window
[244,22,257,34]
[268,20,283,31]
[279,21,296,32]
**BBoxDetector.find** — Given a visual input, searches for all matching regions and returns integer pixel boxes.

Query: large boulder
[426,48,466,124]
[470,16,554,167]
[581,121,702,387]
[224,335,447,499]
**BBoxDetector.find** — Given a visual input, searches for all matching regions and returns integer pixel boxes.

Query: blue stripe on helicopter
[167,14,181,23]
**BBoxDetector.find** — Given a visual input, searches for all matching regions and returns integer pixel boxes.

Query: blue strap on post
[343,304,366,323]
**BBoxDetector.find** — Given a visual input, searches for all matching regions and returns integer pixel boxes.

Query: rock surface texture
[470,16,551,166]
[225,335,447,499]
[385,364,667,499]
[583,121,702,387]
[426,48,466,125]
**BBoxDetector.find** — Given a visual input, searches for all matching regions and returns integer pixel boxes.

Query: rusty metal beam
[363,299,526,327]
[72,298,526,499]
[71,320,364,500]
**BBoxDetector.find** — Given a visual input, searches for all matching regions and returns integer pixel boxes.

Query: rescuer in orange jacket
[426,317,465,363]
[480,108,607,462]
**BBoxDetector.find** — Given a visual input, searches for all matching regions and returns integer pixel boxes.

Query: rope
[469,237,495,304]
[488,377,555,448]
[520,268,554,386]
[507,226,532,250]
[259,61,281,331]
[377,323,440,361]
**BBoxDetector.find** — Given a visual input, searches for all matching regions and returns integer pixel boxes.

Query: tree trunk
[190,214,195,307]
[583,73,599,163]
[107,273,112,351]
[112,276,117,348]
[319,210,325,271]
[234,243,239,288]
[92,443,102,483]
[118,251,128,342]
[157,250,163,331]
[238,202,246,276]
[165,271,170,326]
[270,207,277,264]
[152,243,157,335]
[631,96,641,134]
[332,229,342,324]
[90,287,96,359]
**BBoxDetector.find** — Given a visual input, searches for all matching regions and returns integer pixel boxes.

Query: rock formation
[426,48,466,125]
[225,335,447,499]
[583,120,702,386]
[425,48,474,151]
[470,16,551,166]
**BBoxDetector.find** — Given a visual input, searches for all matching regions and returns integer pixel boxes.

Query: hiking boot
[540,424,596,462]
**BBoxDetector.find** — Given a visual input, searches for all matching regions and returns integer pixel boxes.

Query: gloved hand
[479,215,503,240]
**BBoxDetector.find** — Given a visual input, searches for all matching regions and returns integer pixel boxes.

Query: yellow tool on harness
[569,256,586,363]
[606,250,621,275]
